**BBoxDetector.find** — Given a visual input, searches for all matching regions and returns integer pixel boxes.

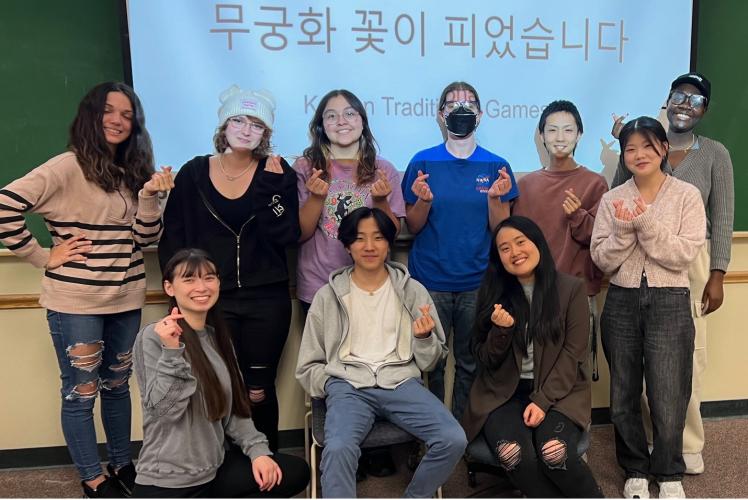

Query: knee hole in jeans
[248,388,266,404]
[540,439,568,469]
[101,376,129,391]
[109,350,133,373]
[496,441,521,471]
[66,341,104,373]
[70,380,99,400]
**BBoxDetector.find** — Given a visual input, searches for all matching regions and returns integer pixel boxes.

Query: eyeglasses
[227,117,266,134]
[442,100,480,113]
[670,91,707,109]
[323,108,360,124]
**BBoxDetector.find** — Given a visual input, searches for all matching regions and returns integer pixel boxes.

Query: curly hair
[68,82,155,199]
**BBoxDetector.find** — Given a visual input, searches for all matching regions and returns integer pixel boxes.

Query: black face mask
[445,106,478,137]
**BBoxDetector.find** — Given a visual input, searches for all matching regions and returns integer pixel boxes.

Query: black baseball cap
[670,72,711,102]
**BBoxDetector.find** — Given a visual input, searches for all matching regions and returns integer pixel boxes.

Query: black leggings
[133,446,309,498]
[220,284,292,452]
[481,380,602,498]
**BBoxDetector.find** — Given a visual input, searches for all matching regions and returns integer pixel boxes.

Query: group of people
[0,71,733,499]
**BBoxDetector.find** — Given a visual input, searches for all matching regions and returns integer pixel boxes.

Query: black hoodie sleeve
[157,160,196,271]
[251,157,300,246]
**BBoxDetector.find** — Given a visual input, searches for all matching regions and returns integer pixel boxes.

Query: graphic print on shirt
[321,178,368,238]
[475,174,491,194]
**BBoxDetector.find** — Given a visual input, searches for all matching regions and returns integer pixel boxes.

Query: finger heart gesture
[413,304,435,338]
[411,169,433,202]
[155,307,184,348]
[370,169,392,200]
[491,304,515,328]
[562,188,582,215]
[306,168,330,199]
[488,167,512,199]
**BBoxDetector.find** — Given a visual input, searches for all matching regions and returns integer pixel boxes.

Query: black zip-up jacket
[158,155,300,291]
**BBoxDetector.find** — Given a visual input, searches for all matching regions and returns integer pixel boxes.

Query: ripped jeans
[481,380,602,498]
[48,309,141,481]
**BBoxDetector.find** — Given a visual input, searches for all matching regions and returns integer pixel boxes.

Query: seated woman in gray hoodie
[296,207,467,498]
[133,249,309,497]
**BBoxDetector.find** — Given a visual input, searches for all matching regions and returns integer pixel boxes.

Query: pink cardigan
[591,175,705,288]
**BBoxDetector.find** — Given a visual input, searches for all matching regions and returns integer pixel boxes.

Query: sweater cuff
[26,246,50,269]
[137,190,161,216]
[612,217,633,234]
[631,209,655,233]
[530,391,552,413]
[565,208,586,224]
[710,256,729,273]
[160,343,186,357]
[247,444,273,462]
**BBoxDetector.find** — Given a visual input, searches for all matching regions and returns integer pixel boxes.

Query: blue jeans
[321,377,467,498]
[601,279,694,481]
[48,309,141,481]
[426,288,478,421]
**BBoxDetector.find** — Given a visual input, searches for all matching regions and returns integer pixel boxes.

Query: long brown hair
[162,249,251,421]
[68,82,154,200]
[303,89,377,184]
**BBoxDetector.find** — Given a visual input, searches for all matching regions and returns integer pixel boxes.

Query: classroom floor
[1,418,746,498]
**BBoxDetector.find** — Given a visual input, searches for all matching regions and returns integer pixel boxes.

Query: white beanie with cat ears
[217,85,276,129]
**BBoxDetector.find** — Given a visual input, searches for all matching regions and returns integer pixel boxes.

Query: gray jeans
[601,277,694,481]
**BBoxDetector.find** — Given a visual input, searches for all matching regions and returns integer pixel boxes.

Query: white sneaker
[658,481,685,498]
[624,477,650,499]
[683,453,704,474]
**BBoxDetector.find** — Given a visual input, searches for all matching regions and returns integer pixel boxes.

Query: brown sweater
[0,152,162,314]
[462,273,591,442]
[512,167,608,295]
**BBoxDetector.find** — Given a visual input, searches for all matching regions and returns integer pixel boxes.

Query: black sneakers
[81,476,122,498]
[107,463,136,497]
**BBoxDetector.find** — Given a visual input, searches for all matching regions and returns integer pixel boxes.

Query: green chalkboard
[0,0,125,247]
[695,0,748,231]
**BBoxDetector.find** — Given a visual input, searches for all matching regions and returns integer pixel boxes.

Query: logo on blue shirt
[475,174,491,193]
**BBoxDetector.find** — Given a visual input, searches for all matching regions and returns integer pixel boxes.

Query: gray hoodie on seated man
[296,207,467,498]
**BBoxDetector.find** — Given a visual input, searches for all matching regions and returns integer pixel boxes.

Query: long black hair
[473,216,562,355]
[68,82,154,199]
[303,89,378,185]
[162,249,251,421]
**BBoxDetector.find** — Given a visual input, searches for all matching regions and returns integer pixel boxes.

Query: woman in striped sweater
[0,82,173,498]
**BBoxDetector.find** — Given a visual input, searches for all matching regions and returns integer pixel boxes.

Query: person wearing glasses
[158,85,299,453]
[401,81,519,423]
[294,89,405,313]
[610,73,734,477]
[293,89,405,479]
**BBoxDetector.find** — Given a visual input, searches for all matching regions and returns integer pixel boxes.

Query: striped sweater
[0,152,162,314]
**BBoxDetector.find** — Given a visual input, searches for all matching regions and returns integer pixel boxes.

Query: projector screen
[126,0,694,175]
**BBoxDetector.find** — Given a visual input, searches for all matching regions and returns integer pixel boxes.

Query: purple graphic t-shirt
[293,156,406,304]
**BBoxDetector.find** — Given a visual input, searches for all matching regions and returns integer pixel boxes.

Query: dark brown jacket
[462,273,591,442]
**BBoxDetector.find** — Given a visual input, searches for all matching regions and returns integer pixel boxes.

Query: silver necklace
[670,135,696,153]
